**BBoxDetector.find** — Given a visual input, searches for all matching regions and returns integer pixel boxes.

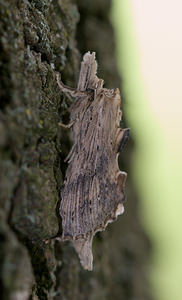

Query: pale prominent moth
[56,52,129,270]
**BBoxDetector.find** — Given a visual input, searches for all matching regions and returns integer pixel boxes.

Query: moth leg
[56,73,88,98]
[58,120,75,129]
[43,236,62,244]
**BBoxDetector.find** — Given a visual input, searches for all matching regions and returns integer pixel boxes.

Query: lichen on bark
[0,0,152,299]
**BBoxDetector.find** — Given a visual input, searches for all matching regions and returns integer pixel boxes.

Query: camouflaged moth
[57,52,129,270]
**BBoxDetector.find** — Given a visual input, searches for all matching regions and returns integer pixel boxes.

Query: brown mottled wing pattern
[57,52,129,270]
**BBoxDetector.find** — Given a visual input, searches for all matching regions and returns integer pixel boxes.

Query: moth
[57,52,129,270]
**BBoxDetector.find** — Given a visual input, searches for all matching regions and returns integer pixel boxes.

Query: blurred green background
[111,1,182,300]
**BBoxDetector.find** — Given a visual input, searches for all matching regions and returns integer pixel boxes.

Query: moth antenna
[56,73,88,98]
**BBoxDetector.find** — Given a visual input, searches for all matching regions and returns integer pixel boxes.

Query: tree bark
[0,0,152,299]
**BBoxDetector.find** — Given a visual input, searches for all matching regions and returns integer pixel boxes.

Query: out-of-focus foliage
[111,1,182,300]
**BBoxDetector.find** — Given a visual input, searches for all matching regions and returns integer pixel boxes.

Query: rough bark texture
[0,0,152,299]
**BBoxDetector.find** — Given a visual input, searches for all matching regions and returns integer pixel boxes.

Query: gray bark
[0,0,152,299]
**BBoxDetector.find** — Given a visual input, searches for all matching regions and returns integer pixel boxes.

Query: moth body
[57,52,129,270]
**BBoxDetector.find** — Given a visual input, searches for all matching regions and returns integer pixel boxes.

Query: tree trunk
[0,0,152,299]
